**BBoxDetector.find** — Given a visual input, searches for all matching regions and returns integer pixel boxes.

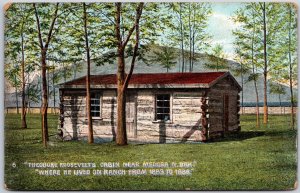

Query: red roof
[63,72,227,86]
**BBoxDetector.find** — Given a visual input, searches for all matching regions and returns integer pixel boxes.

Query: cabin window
[155,94,170,121]
[90,93,101,118]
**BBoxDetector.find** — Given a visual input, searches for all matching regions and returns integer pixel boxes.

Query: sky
[207,3,243,60]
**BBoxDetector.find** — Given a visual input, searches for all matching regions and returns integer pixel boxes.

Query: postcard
[4,1,297,191]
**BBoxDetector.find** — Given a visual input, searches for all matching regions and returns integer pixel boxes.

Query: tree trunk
[192,35,195,71]
[116,49,127,145]
[251,13,260,128]
[114,2,143,145]
[254,81,260,128]
[191,7,196,72]
[41,50,49,147]
[279,94,282,115]
[83,3,94,144]
[21,32,27,128]
[188,4,192,72]
[115,3,126,146]
[241,71,244,114]
[288,4,295,129]
[262,2,268,124]
[116,86,127,145]
[52,63,56,114]
[179,3,185,72]
[15,85,19,114]
[33,3,59,147]
[47,64,50,112]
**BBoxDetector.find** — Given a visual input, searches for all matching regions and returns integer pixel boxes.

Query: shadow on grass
[212,127,296,143]
[210,131,265,143]
[264,129,297,137]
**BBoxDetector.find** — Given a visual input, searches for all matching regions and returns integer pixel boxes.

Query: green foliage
[5,63,21,88]
[25,82,41,104]
[4,114,297,190]
[148,45,177,72]
[5,4,36,89]
[247,73,260,83]
[268,4,297,88]
[163,2,212,71]
[269,82,285,95]
[232,3,263,80]
[232,2,297,87]
[5,2,214,84]
[205,44,228,71]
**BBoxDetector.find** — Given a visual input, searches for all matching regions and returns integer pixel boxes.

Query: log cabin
[58,72,242,143]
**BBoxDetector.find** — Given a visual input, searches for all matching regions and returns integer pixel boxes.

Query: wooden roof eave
[208,72,242,92]
[58,83,211,89]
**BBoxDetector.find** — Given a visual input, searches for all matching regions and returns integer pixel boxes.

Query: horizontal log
[207,102,223,107]
[64,111,86,117]
[172,99,202,105]
[212,84,238,90]
[63,95,85,99]
[172,109,201,114]
[207,108,223,113]
[137,100,154,105]
[137,107,154,113]
[102,99,116,104]
[62,99,84,105]
[102,91,116,96]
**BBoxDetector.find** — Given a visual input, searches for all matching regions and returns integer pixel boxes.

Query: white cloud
[206,11,241,60]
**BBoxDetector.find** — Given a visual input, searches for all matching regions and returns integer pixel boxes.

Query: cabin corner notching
[58,72,242,143]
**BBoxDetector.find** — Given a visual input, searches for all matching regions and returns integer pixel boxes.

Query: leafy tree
[83,2,95,143]
[205,44,228,71]
[25,80,41,113]
[268,3,297,128]
[57,3,110,143]
[4,63,21,113]
[33,3,60,147]
[257,3,286,124]
[232,3,291,126]
[114,2,144,145]
[149,45,177,72]
[232,5,263,127]
[169,3,186,72]
[5,4,36,127]
[186,3,211,71]
[165,2,211,72]
[91,3,162,145]
[269,82,285,114]
[276,3,297,128]
[286,3,297,129]
[232,50,251,114]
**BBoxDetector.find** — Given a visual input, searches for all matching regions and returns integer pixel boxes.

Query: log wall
[60,78,241,143]
[61,90,117,142]
[207,77,241,138]
[135,91,204,143]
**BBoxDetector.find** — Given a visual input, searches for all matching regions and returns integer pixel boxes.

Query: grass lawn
[4,113,297,190]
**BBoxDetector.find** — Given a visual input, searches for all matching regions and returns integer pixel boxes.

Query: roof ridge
[60,71,237,88]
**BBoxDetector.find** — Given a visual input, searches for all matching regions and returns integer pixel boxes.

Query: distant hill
[4,47,297,108]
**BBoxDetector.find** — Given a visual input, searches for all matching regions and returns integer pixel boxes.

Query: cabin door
[126,94,137,138]
[223,94,229,132]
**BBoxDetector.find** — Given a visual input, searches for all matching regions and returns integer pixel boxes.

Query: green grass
[4,113,297,190]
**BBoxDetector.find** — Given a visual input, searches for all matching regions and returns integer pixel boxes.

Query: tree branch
[115,3,122,49]
[122,3,144,48]
[123,3,144,91]
[44,3,59,50]
[95,10,115,26]
[33,3,44,49]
